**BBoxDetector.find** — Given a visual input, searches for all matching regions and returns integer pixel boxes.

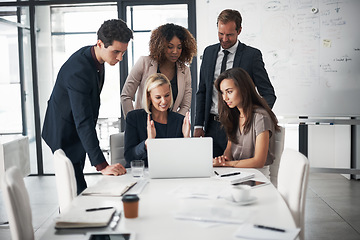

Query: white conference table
[40,168,297,240]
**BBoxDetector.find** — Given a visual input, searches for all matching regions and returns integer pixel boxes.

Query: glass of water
[131,160,144,177]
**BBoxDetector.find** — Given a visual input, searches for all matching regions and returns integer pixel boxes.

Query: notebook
[147,137,213,179]
[55,208,116,229]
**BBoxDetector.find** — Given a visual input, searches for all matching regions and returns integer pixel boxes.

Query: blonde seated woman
[213,67,280,178]
[124,73,190,168]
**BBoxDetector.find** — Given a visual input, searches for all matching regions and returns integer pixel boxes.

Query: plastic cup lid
[122,194,139,202]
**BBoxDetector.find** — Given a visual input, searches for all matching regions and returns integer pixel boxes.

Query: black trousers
[72,160,87,195]
[205,117,227,158]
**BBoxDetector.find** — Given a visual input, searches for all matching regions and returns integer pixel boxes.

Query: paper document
[55,208,115,229]
[234,223,300,240]
[175,203,251,224]
[170,184,226,199]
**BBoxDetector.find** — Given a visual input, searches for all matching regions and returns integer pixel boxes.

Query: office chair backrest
[269,126,285,187]
[278,148,310,240]
[1,166,34,240]
[54,149,77,213]
[110,132,126,166]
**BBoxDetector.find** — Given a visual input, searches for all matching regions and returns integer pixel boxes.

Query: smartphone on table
[233,180,269,188]
[87,233,135,240]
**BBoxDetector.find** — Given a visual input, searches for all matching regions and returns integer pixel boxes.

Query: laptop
[147,137,213,179]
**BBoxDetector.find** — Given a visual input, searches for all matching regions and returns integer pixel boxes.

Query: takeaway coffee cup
[231,185,251,202]
[122,194,140,218]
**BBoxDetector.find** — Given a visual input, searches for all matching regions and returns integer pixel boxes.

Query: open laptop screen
[147,137,213,179]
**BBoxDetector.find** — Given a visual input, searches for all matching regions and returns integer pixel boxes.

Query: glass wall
[0,7,22,134]
[126,4,188,70]
[0,6,37,173]
[1,0,195,175]
[20,7,37,173]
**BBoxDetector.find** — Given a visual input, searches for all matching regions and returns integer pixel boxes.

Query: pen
[220,172,241,177]
[120,182,137,196]
[254,224,286,232]
[214,171,219,176]
[85,207,114,212]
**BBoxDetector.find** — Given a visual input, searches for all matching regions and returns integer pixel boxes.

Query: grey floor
[0,173,359,240]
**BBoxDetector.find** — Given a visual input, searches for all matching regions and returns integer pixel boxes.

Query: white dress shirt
[210,41,239,115]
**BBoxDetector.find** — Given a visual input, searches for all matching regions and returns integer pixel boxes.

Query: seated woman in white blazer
[121,23,197,117]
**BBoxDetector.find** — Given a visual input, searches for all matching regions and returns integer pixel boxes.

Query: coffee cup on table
[231,185,251,202]
[122,194,140,218]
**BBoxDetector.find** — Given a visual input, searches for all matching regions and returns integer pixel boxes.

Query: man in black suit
[194,9,276,157]
[42,19,133,194]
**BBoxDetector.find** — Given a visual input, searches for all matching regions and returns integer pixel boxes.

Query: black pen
[220,172,241,177]
[85,207,114,212]
[214,171,219,176]
[254,224,286,232]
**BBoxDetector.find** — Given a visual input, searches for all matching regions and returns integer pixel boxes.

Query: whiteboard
[196,0,360,117]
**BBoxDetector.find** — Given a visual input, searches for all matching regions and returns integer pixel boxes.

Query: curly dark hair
[97,19,133,48]
[215,68,279,144]
[149,23,197,69]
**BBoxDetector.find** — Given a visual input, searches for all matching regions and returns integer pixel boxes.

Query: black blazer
[42,46,106,166]
[124,109,184,167]
[195,41,276,131]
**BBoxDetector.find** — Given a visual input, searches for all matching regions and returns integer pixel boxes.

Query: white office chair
[1,166,34,240]
[277,148,310,240]
[110,132,126,166]
[269,126,285,187]
[54,149,77,213]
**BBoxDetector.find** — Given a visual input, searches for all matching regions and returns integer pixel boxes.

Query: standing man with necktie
[194,9,276,157]
[42,19,133,194]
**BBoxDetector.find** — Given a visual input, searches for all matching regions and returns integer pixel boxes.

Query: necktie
[220,50,230,73]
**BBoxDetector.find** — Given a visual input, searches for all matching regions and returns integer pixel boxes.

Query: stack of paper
[55,208,116,229]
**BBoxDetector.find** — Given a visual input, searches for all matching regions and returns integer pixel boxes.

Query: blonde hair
[142,73,174,114]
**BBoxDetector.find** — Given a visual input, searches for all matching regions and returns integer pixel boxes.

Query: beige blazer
[120,56,192,117]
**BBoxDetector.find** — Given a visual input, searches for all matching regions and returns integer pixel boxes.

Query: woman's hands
[145,114,156,148]
[212,130,270,168]
[146,112,191,147]
[213,155,230,167]
[182,112,191,138]
[147,114,156,139]
[213,141,233,167]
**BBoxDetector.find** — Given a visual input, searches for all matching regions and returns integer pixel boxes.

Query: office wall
[196,0,360,117]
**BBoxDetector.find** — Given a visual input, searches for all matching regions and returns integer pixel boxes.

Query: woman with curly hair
[121,23,197,117]
[213,68,280,177]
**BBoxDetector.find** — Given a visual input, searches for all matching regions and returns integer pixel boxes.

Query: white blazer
[120,56,192,117]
